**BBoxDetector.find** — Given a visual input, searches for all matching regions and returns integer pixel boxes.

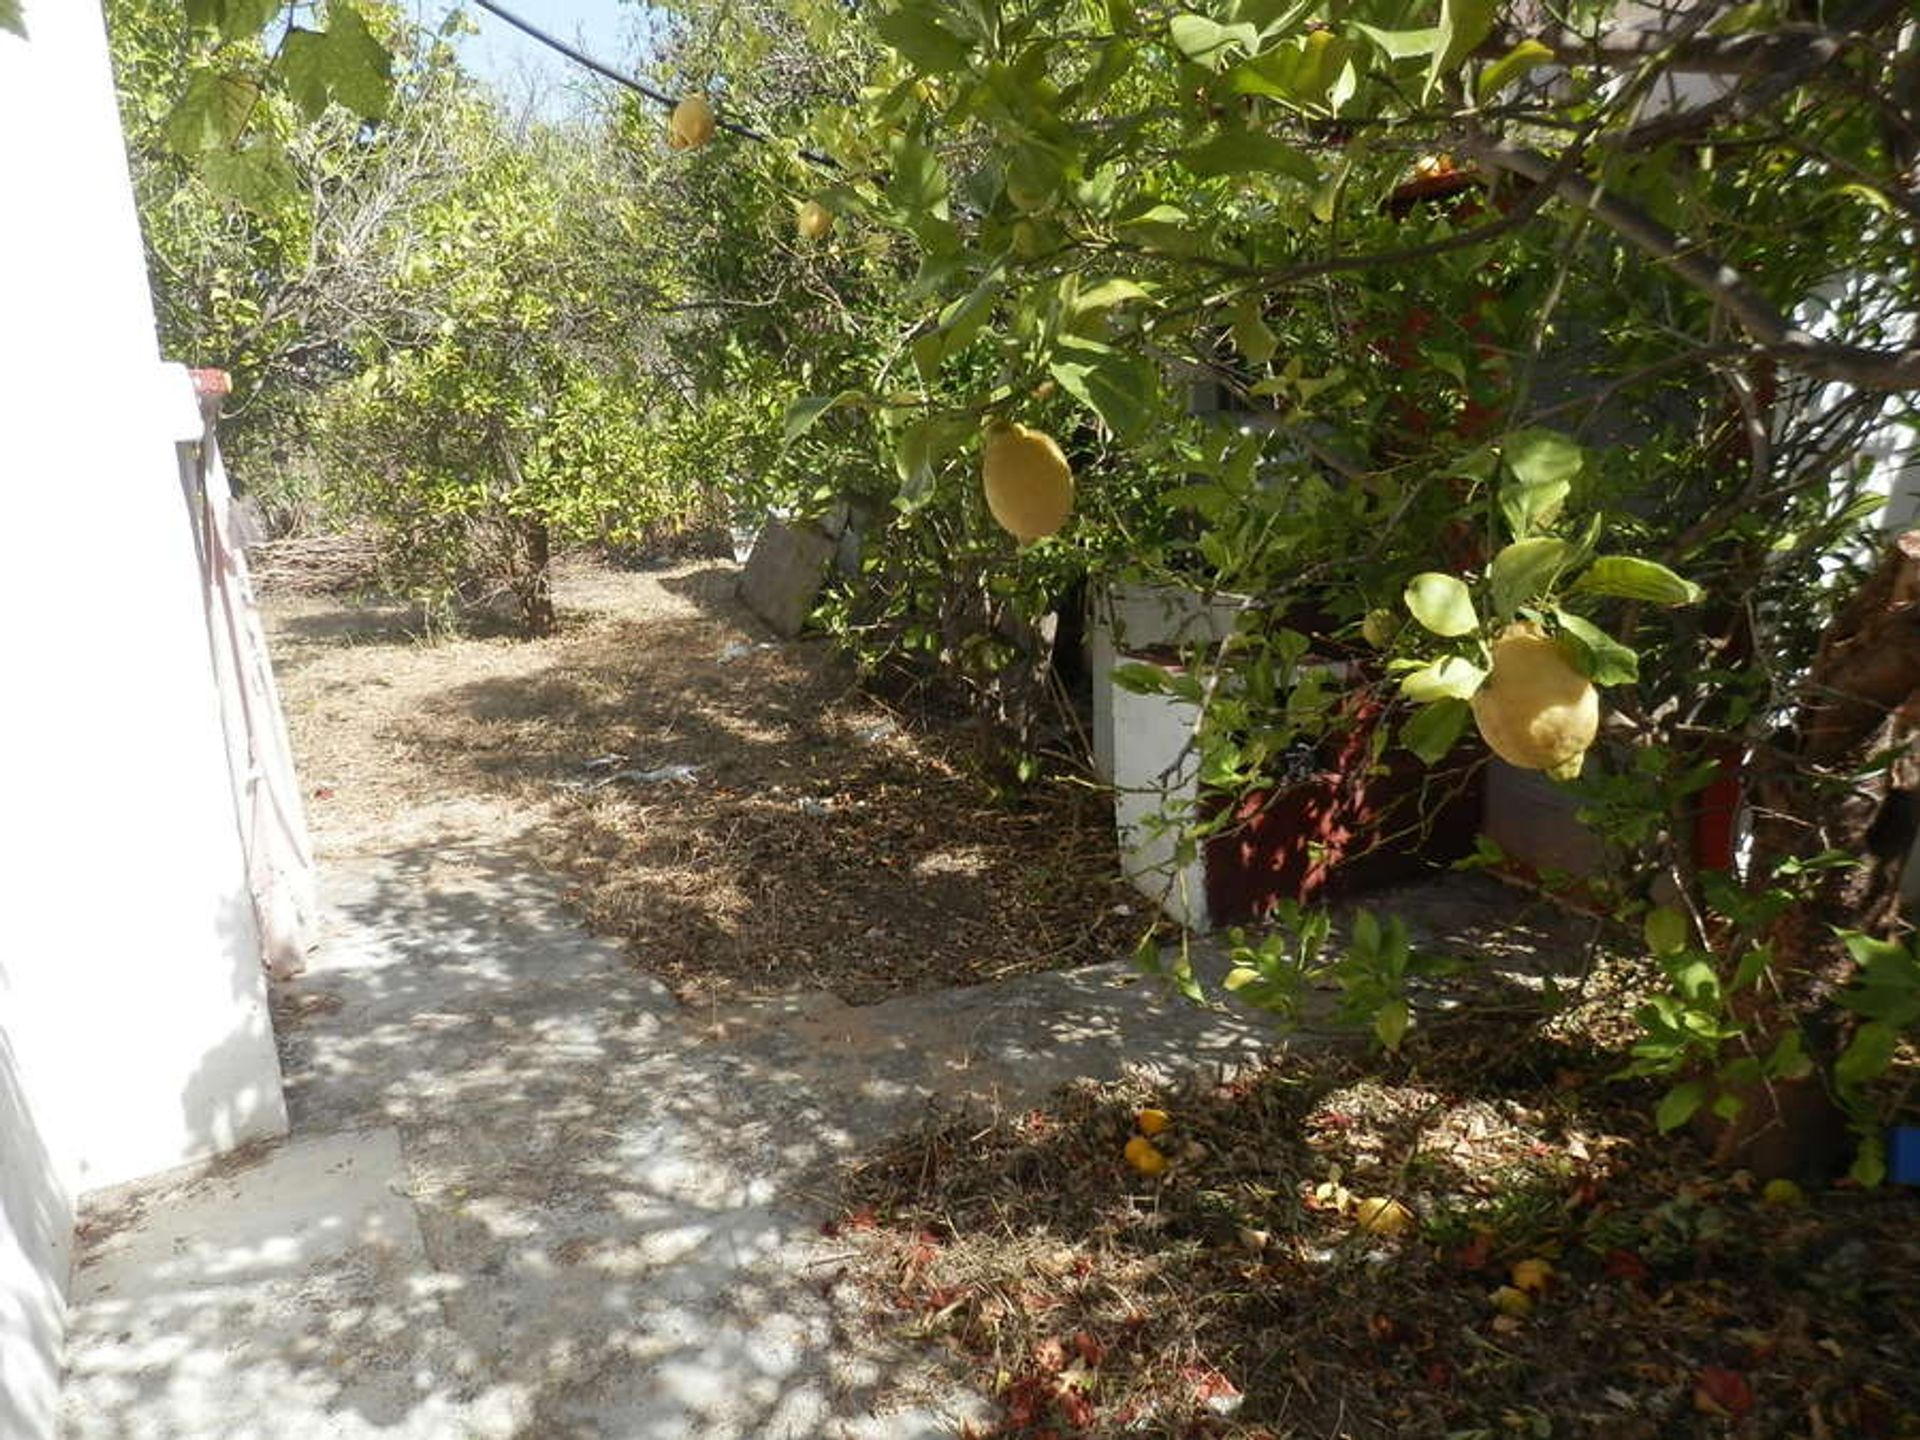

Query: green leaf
[1072,278,1155,316]
[1401,696,1470,763]
[1673,959,1719,1002]
[1112,661,1178,695]
[1554,611,1639,685]
[1182,128,1319,182]
[1352,907,1381,958]
[1403,572,1477,637]
[1655,1080,1707,1132]
[1399,657,1485,703]
[888,136,950,220]
[278,29,333,120]
[1,0,25,36]
[164,71,260,154]
[1499,475,1571,539]
[893,416,966,503]
[782,391,865,441]
[1502,427,1585,488]
[1374,997,1410,1051]
[1489,537,1577,617]
[322,3,393,121]
[1230,294,1277,364]
[1427,0,1497,99]
[216,0,279,39]
[1835,1021,1898,1089]
[200,137,299,210]
[1227,33,1356,112]
[1048,337,1157,440]
[1643,905,1689,957]
[1476,37,1553,104]
[1351,23,1441,60]
[1169,13,1256,67]
[1731,946,1773,992]
[1850,1134,1887,1188]
[1573,556,1704,606]
[918,271,1000,370]
[874,4,973,72]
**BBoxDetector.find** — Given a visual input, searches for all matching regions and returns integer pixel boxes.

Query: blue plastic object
[1890,1127,1920,1186]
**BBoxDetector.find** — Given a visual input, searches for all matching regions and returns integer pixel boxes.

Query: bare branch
[1460,138,1920,393]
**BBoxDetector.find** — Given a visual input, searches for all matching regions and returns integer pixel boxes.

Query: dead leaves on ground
[835,1038,1920,1438]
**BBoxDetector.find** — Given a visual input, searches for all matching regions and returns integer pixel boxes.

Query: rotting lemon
[1761,1177,1806,1208]
[1510,1257,1554,1295]
[1136,1108,1171,1137]
[982,422,1074,542]
[1123,1136,1168,1177]
[1490,1285,1534,1318]
[1353,1196,1416,1237]
[797,200,834,241]
[1469,622,1599,779]
[667,94,717,151]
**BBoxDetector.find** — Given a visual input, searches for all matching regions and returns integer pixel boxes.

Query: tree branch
[1459,138,1920,392]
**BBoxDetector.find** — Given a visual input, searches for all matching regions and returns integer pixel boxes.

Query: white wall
[0,5,290,1434]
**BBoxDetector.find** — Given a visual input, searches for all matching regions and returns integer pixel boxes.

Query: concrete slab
[60,1129,523,1439]
[738,519,836,636]
[58,841,1576,1438]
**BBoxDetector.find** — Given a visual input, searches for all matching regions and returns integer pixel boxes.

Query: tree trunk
[513,515,556,637]
[1716,530,1920,1176]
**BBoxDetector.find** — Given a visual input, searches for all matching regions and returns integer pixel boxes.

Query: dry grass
[266,556,1142,1003]
[831,1005,1920,1439]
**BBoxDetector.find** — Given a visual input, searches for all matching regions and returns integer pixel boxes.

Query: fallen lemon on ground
[1123,1136,1168,1177]
[1353,1196,1415,1237]
[1510,1258,1554,1294]
[982,422,1074,542]
[1490,1285,1534,1318]
[667,94,716,150]
[797,199,833,241]
[1136,1108,1171,1136]
[1762,1177,1807,1208]
[1470,622,1598,778]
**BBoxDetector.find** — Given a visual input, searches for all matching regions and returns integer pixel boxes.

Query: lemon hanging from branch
[797,199,833,241]
[1470,622,1599,779]
[981,421,1073,542]
[667,94,716,151]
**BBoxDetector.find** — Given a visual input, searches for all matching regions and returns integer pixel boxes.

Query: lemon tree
[676,0,1920,1175]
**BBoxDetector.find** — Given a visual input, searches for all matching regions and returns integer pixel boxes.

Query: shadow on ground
[58,832,1285,1438]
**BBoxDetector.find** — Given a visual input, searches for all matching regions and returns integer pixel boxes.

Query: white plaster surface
[1,5,289,1435]
[1110,673,1212,929]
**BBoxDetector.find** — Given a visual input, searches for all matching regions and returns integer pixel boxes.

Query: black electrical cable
[467,0,841,169]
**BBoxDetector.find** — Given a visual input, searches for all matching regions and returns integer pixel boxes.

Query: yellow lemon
[1123,1136,1168,1177]
[1510,1258,1554,1295]
[1136,1108,1171,1137]
[668,94,717,151]
[1490,1285,1534,1318]
[797,199,834,241]
[1353,1196,1415,1237]
[1761,1178,1806,1208]
[982,422,1074,542]
[1469,622,1599,778]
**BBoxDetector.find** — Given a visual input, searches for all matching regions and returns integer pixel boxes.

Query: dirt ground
[265,557,1142,1005]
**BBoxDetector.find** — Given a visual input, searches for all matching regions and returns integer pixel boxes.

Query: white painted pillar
[1,6,290,1433]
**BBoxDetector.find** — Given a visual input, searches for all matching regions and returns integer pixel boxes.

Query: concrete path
[58,843,1277,1438]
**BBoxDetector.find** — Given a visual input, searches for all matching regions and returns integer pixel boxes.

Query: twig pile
[248,532,380,595]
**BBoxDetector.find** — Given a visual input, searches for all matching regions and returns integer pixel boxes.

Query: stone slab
[738,519,837,637]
